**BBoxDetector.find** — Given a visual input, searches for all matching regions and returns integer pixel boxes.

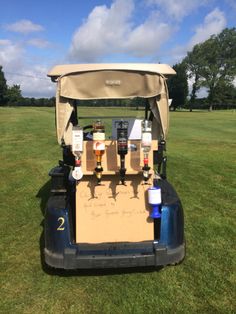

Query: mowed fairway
[0,107,235,313]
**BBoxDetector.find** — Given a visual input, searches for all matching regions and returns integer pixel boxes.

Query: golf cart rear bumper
[44,242,185,269]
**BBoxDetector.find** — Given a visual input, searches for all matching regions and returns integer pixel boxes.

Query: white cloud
[0,39,54,97]
[27,38,51,49]
[147,0,209,21]
[12,66,55,98]
[5,19,44,34]
[69,0,173,62]
[0,39,12,45]
[188,8,226,48]
[69,0,134,61]
[0,39,24,69]
[124,12,172,57]
[170,8,227,63]
[197,87,208,98]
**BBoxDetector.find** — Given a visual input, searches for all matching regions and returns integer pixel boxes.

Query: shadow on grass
[42,263,163,277]
[36,180,163,276]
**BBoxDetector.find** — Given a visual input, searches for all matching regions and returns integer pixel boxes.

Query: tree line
[0,28,236,110]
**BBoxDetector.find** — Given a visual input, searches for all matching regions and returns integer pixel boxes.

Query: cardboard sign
[76,175,154,243]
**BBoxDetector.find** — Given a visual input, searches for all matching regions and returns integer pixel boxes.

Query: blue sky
[0,0,235,97]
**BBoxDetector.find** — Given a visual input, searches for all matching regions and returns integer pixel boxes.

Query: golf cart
[45,64,185,269]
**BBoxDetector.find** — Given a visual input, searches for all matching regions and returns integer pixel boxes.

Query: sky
[0,0,235,98]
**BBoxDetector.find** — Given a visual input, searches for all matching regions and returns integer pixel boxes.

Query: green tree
[185,28,236,110]
[201,28,236,110]
[213,81,236,109]
[0,66,8,105]
[183,45,204,111]
[168,62,188,111]
[6,84,22,105]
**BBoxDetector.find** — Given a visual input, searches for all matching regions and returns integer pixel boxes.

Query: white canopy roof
[48,63,176,80]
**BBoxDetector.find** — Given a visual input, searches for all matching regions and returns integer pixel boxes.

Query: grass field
[0,107,235,313]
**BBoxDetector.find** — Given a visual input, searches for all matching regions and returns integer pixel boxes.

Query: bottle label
[142,132,152,146]
[93,141,105,151]
[72,129,83,152]
[93,132,105,141]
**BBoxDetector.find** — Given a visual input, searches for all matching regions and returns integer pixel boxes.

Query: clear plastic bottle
[141,120,152,153]
[72,126,84,180]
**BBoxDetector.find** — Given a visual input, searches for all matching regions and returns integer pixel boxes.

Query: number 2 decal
[57,217,65,231]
